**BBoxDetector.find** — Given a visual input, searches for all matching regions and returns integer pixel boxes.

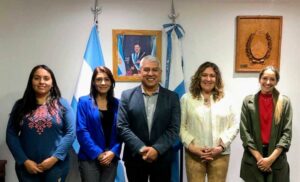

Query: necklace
[204,98,210,106]
[201,92,212,106]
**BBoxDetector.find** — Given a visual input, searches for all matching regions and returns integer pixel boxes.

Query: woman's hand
[249,147,283,172]
[199,147,214,162]
[98,151,115,166]
[188,144,214,161]
[200,146,224,161]
[187,143,203,157]
[257,157,273,172]
[210,146,224,158]
[37,156,58,171]
[24,159,43,174]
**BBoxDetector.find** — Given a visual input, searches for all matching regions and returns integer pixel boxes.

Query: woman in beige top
[180,62,239,182]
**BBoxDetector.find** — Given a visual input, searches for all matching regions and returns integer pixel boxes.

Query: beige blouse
[180,92,239,154]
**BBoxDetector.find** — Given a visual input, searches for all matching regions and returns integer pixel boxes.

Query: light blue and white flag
[163,23,185,182]
[71,25,125,182]
[164,23,185,98]
[117,35,126,76]
[71,25,105,153]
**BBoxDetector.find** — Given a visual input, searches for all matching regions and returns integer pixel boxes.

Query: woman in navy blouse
[76,66,121,182]
[6,65,76,182]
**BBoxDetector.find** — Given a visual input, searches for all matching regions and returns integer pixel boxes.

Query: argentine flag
[71,25,105,153]
[117,35,126,76]
[71,25,125,182]
[163,23,185,182]
[164,23,185,97]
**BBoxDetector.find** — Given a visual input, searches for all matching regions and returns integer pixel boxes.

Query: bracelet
[218,145,225,152]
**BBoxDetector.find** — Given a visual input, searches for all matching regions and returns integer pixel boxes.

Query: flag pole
[91,0,102,28]
[90,2,127,182]
[168,0,179,24]
[166,2,184,182]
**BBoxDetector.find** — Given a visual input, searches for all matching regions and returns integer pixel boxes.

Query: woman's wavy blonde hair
[189,62,224,101]
[259,66,282,125]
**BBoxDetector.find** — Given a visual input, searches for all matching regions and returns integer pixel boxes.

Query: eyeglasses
[94,77,111,83]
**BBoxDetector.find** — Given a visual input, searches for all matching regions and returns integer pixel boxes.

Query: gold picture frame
[235,16,282,72]
[112,29,162,81]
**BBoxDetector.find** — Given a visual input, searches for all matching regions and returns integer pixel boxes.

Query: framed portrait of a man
[112,29,162,81]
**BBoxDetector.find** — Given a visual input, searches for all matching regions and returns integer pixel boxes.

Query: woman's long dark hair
[189,61,224,101]
[11,65,61,131]
[90,66,116,110]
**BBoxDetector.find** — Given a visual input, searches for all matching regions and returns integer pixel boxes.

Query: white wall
[1,0,299,181]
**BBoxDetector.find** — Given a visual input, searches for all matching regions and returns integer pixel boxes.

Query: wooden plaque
[235,16,282,72]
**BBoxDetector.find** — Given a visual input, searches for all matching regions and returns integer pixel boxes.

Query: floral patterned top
[6,98,75,165]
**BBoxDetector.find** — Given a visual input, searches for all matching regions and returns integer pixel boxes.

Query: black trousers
[262,145,269,182]
[125,161,171,182]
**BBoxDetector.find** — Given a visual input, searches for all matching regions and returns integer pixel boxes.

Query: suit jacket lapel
[151,86,163,131]
[136,86,150,135]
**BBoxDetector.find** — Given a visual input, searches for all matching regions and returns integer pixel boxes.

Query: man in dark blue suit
[131,43,145,71]
[117,55,180,182]
[126,43,146,75]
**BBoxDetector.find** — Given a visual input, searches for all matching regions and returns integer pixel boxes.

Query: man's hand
[140,146,158,163]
